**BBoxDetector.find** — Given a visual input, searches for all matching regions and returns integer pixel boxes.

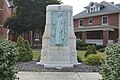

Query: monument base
[37,42,79,68]
[37,46,78,68]
[37,62,73,68]
[36,62,81,68]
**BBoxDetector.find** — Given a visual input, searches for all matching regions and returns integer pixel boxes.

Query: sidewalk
[17,72,102,80]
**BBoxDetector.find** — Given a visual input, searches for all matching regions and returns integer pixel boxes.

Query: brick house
[0,0,13,39]
[0,0,42,47]
[74,1,120,46]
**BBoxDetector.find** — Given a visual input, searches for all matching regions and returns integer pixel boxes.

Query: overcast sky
[61,0,120,15]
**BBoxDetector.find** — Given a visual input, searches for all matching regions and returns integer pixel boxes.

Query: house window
[90,7,96,12]
[35,33,39,41]
[86,32,90,39]
[79,19,83,26]
[87,9,90,13]
[88,18,92,24]
[102,16,108,24]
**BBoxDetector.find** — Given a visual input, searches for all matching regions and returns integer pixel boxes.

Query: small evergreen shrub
[91,45,97,54]
[95,45,106,50]
[77,56,82,62]
[84,45,97,58]
[84,45,91,58]
[0,39,18,80]
[16,36,33,62]
[84,54,105,65]
[76,39,88,50]
[98,48,105,52]
[78,47,87,50]
[81,42,88,47]
[99,41,120,80]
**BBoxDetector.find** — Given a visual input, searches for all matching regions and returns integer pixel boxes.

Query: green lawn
[77,50,85,59]
[77,50,106,60]
[32,49,106,61]
[33,49,40,60]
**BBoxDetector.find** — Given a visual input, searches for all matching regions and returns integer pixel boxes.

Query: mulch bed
[16,60,100,72]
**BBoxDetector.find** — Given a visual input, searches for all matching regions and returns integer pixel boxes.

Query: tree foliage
[4,0,61,46]
[4,0,61,33]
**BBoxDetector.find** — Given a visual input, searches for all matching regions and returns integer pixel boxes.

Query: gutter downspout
[5,0,10,7]
[118,13,120,41]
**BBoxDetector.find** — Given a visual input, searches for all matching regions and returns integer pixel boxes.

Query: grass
[32,49,106,61]
[33,49,40,60]
[77,50,86,60]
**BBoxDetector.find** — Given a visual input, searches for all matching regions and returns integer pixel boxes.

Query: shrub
[87,43,96,46]
[76,39,82,50]
[81,42,88,47]
[76,39,88,50]
[16,36,33,62]
[84,45,97,58]
[84,54,105,65]
[99,41,120,80]
[95,45,106,50]
[77,56,82,62]
[91,45,97,54]
[84,45,91,58]
[0,39,18,80]
[78,47,87,50]
[98,48,105,52]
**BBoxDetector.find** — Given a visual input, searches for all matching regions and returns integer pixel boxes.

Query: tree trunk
[32,31,35,47]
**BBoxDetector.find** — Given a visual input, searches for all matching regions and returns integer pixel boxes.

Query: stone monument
[38,5,78,68]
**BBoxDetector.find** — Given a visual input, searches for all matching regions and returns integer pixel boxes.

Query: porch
[85,39,114,45]
[74,25,118,46]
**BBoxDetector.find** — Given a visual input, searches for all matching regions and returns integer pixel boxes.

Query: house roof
[84,2,104,9]
[116,4,120,8]
[74,1,120,19]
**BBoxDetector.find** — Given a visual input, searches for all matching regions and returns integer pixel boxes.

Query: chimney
[110,2,114,5]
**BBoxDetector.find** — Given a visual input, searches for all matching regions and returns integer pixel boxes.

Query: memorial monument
[38,5,78,68]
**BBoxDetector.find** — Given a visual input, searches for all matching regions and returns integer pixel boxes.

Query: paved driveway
[17,72,102,80]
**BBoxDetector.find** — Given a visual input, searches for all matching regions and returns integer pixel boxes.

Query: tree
[16,36,33,62]
[4,0,61,46]
[24,40,33,60]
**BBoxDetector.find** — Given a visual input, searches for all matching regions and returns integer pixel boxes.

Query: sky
[61,0,120,15]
